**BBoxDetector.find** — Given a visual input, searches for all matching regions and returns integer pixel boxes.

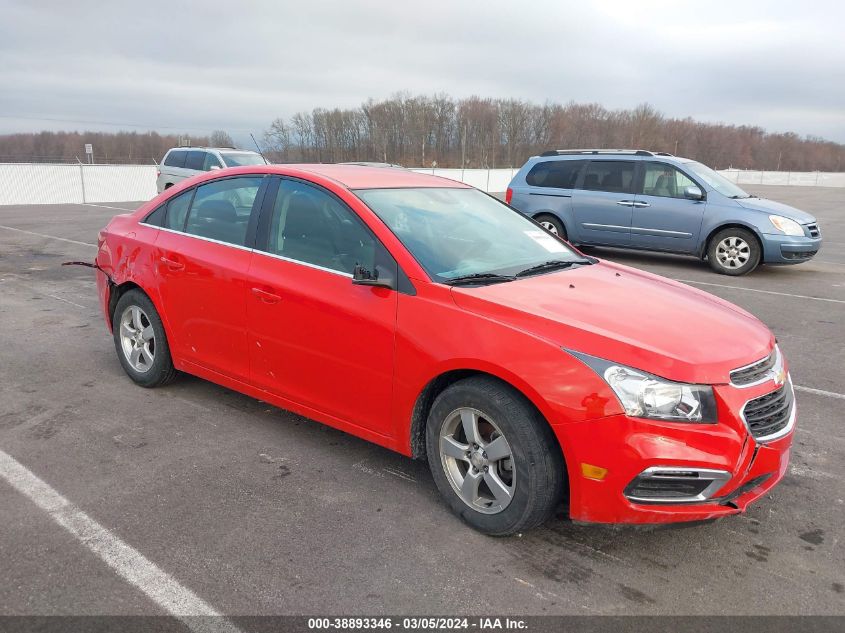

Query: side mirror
[684,185,704,201]
[209,165,221,171]
[352,264,395,290]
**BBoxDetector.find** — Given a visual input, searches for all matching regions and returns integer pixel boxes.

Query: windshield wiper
[515,259,591,278]
[444,272,515,286]
[728,194,752,199]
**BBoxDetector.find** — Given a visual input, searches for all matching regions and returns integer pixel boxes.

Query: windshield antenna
[250,133,268,164]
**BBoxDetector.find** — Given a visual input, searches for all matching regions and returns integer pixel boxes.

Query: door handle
[632,201,651,208]
[159,256,184,271]
[616,200,636,206]
[251,287,281,304]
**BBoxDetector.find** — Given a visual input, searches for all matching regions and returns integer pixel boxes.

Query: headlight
[769,215,804,236]
[568,351,718,423]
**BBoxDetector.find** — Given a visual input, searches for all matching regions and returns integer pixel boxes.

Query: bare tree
[209,130,235,147]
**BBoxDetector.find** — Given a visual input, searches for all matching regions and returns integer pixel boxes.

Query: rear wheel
[113,289,177,388]
[707,227,761,275]
[425,376,565,535]
[534,214,567,240]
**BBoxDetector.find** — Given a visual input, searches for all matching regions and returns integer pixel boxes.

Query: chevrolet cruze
[94,164,795,535]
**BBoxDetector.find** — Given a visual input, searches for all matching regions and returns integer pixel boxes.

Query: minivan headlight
[568,351,718,423]
[769,215,804,236]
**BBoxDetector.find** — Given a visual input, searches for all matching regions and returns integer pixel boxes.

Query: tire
[707,227,761,276]
[425,376,566,535]
[112,289,177,388]
[534,214,567,240]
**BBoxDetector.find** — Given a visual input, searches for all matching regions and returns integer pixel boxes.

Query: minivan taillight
[505,188,513,204]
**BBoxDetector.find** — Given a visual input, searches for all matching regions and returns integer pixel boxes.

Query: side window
[525,160,585,188]
[581,161,635,193]
[184,177,263,246]
[164,191,193,231]
[202,153,222,171]
[163,151,187,168]
[264,179,377,274]
[143,204,166,227]
[185,150,206,171]
[640,162,698,199]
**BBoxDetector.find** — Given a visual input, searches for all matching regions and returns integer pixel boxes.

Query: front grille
[730,351,776,386]
[805,223,820,238]
[742,384,794,441]
[782,250,817,260]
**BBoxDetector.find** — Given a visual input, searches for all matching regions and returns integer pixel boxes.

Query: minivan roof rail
[539,149,673,157]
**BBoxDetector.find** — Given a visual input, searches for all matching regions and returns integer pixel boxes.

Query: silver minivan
[156,147,267,193]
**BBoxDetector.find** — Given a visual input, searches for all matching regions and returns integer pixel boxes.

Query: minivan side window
[263,179,377,274]
[184,177,263,246]
[640,162,698,199]
[202,153,222,171]
[163,150,187,168]
[185,150,206,171]
[581,161,635,193]
[526,160,585,189]
[164,190,193,231]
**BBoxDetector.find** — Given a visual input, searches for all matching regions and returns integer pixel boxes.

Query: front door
[630,161,707,253]
[247,177,397,437]
[570,160,637,245]
[154,175,265,380]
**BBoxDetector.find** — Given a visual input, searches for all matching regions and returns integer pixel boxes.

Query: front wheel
[707,228,761,275]
[425,376,566,535]
[112,289,177,388]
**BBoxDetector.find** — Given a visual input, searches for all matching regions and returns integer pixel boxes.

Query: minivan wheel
[425,376,565,535]
[113,289,177,388]
[707,228,761,276]
[534,214,566,239]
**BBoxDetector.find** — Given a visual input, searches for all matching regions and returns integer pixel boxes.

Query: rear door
[154,175,266,380]
[246,177,398,437]
[630,161,707,253]
[570,160,637,245]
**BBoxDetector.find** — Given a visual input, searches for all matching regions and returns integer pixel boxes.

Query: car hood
[734,196,816,223]
[450,261,774,385]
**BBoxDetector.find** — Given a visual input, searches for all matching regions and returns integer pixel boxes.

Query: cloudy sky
[2,0,844,144]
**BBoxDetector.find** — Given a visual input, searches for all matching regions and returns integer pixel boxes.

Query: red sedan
[94,164,795,534]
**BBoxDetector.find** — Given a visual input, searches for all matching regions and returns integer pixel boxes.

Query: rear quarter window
[525,160,586,188]
[163,151,187,168]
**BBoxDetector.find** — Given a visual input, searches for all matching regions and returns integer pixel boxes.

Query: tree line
[0,130,213,164]
[263,95,845,172]
[1,97,843,171]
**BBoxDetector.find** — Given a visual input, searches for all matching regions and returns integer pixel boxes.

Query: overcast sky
[2,0,844,145]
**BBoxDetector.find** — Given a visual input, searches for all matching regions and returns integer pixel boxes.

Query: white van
[156,147,267,193]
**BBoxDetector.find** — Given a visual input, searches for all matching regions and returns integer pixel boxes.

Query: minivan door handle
[632,201,651,208]
[616,200,636,206]
[251,287,281,304]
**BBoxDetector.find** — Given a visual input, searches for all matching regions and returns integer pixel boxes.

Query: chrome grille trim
[741,377,796,443]
[730,348,779,388]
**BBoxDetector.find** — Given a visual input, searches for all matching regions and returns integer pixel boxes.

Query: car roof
[166,147,259,153]
[279,164,471,189]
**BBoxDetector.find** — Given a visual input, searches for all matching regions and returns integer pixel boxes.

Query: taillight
[505,188,513,204]
[156,170,161,177]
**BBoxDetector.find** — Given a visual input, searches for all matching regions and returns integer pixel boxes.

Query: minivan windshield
[684,161,751,198]
[356,188,588,284]
[220,152,266,167]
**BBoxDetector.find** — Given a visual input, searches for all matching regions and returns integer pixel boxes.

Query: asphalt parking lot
[0,185,843,618]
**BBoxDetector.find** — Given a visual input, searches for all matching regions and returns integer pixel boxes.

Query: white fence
[1,163,843,206]
[0,164,157,205]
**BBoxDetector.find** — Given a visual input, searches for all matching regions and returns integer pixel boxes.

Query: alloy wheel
[439,407,515,514]
[715,236,751,270]
[119,305,155,373]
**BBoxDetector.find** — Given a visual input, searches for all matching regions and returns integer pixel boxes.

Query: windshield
[684,161,750,198]
[355,188,586,283]
[220,152,266,167]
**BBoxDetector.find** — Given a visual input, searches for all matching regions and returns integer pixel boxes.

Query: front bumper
[761,233,821,264]
[553,380,794,524]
